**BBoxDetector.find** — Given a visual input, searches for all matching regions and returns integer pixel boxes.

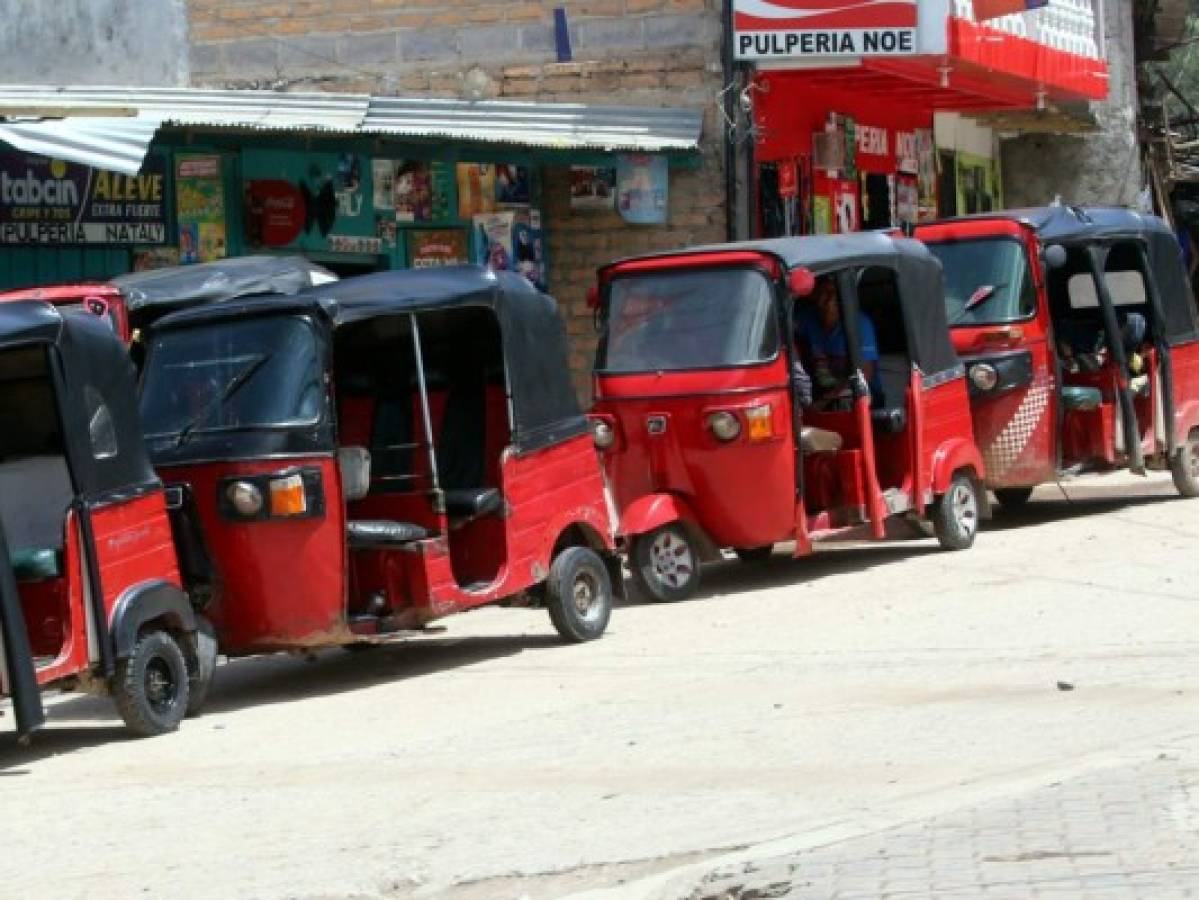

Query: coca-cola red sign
[244,180,306,248]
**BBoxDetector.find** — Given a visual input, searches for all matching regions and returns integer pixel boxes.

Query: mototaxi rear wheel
[113,629,190,737]
[1171,433,1199,498]
[545,546,613,643]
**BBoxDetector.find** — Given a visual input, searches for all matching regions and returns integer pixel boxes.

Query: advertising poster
[513,209,546,291]
[915,129,937,221]
[570,167,616,209]
[430,161,454,221]
[812,195,831,235]
[408,228,469,268]
[616,154,668,225]
[832,180,858,233]
[458,164,497,218]
[0,152,168,245]
[393,160,432,223]
[176,154,226,262]
[777,159,798,199]
[494,164,530,207]
[132,246,181,271]
[472,211,515,272]
[371,159,395,210]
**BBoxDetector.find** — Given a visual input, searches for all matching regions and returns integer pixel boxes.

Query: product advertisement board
[176,154,226,263]
[242,149,374,254]
[0,152,169,245]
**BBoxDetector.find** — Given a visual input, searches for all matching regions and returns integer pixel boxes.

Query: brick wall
[186,0,727,401]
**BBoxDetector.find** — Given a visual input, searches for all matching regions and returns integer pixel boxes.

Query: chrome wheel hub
[648,530,694,589]
[572,571,600,619]
[951,483,978,536]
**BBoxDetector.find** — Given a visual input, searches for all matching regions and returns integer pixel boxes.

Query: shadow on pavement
[620,539,942,607]
[984,489,1181,533]
[0,631,567,765]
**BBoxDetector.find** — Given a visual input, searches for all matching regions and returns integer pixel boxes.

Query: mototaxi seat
[338,447,431,548]
[0,455,72,582]
[871,354,910,434]
[444,487,503,520]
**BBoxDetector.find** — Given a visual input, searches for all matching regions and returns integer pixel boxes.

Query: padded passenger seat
[871,407,908,434]
[346,520,430,548]
[872,354,911,434]
[444,487,503,519]
[339,447,430,549]
[11,547,62,581]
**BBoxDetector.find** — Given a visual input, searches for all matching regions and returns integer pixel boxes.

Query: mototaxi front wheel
[933,472,980,551]
[631,523,701,602]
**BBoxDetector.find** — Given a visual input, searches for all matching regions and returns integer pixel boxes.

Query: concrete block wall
[0,0,189,86]
[186,0,727,400]
[1000,0,1141,208]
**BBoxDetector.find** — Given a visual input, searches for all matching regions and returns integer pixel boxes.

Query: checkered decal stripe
[982,374,1052,479]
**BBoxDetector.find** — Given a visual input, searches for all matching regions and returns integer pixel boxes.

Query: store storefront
[737,0,1109,238]
[0,90,700,292]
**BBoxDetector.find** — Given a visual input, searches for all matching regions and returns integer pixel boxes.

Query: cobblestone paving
[689,748,1199,900]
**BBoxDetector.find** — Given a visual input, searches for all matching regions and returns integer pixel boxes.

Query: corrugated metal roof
[363,97,703,152]
[0,115,161,174]
[0,85,702,175]
[0,86,370,130]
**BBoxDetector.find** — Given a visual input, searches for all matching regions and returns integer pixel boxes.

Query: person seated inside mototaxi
[796,276,882,410]
[1057,311,1148,381]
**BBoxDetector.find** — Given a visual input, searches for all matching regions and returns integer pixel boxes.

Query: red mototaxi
[0,301,214,739]
[0,255,336,345]
[589,234,986,602]
[916,207,1199,505]
[136,267,618,656]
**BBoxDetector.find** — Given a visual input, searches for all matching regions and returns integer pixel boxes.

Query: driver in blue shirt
[798,277,882,409]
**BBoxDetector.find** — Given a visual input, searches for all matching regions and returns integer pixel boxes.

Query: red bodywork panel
[0,284,130,342]
[158,457,348,652]
[17,492,183,690]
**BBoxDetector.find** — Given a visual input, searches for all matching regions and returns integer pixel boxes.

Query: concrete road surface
[2,473,1198,900]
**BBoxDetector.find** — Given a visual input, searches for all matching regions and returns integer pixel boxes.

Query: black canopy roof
[604,233,961,381]
[0,301,156,497]
[151,267,586,453]
[111,254,336,317]
[941,206,1199,345]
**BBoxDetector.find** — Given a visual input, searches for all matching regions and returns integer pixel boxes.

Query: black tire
[113,629,190,737]
[994,487,1034,510]
[933,472,980,551]
[184,615,218,718]
[630,523,701,602]
[545,546,613,643]
[341,642,380,653]
[734,546,774,563]
[1171,433,1199,498]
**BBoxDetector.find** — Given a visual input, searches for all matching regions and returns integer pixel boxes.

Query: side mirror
[585,285,601,310]
[788,267,816,297]
[1044,244,1068,270]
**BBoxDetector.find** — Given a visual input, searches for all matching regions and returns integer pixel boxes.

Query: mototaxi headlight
[227,480,264,517]
[970,363,999,392]
[707,411,742,442]
[592,418,615,449]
